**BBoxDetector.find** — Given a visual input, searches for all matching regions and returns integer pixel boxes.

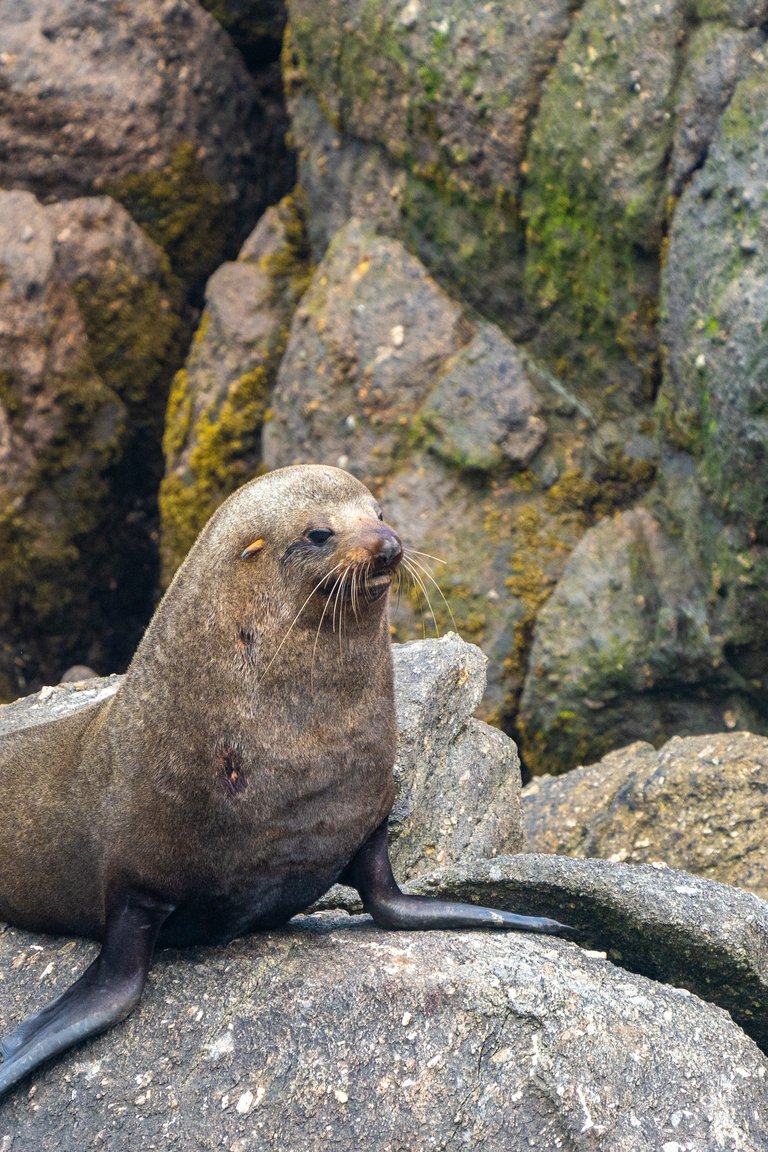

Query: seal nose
[373,526,403,568]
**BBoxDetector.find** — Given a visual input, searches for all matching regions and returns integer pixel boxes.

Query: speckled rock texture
[2,914,768,1150]
[0,0,267,281]
[522,732,768,900]
[408,851,768,1052]
[390,635,523,877]
[0,189,182,700]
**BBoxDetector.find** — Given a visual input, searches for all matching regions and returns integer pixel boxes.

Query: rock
[159,192,312,581]
[409,852,768,1052]
[661,63,768,537]
[1,913,767,1148]
[523,0,684,401]
[0,189,181,699]
[285,0,574,320]
[262,217,468,486]
[390,635,523,877]
[522,732,768,900]
[668,22,762,194]
[421,324,547,472]
[0,0,268,284]
[517,505,765,774]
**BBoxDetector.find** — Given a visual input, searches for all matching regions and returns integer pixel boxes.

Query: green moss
[545,456,656,520]
[72,266,184,434]
[160,366,271,583]
[105,143,229,289]
[0,369,22,420]
[159,191,313,582]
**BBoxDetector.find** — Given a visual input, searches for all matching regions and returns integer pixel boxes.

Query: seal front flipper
[0,889,174,1099]
[341,820,573,936]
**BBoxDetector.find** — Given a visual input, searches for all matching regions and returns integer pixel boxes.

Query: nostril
[377,532,403,566]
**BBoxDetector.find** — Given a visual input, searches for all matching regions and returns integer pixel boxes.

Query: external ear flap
[241,538,265,560]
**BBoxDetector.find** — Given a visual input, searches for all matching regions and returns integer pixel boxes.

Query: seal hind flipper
[0,889,173,1099]
[341,820,573,936]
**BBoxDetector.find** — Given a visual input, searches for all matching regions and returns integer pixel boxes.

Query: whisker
[405,547,448,565]
[404,552,458,633]
[257,561,344,686]
[401,557,439,638]
[311,571,343,681]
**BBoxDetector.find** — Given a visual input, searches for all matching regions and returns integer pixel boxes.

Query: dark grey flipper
[0,889,173,1099]
[341,820,573,935]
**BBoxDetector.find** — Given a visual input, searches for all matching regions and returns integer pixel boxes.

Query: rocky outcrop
[522,732,768,899]
[261,217,595,719]
[0,0,273,285]
[409,851,768,1053]
[276,0,768,770]
[0,190,183,698]
[2,909,767,1150]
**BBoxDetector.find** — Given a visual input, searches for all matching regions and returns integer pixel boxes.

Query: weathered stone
[523,0,684,402]
[262,217,469,486]
[522,732,768,901]
[669,22,762,194]
[159,192,312,582]
[409,852,768,1052]
[0,0,267,284]
[661,62,768,537]
[285,0,574,321]
[0,189,181,698]
[518,505,766,774]
[422,323,547,472]
[2,912,767,1148]
[390,635,523,877]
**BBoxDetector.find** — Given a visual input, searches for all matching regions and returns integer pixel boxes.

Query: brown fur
[0,466,399,947]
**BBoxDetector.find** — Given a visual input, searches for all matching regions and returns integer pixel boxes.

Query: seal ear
[241,538,266,560]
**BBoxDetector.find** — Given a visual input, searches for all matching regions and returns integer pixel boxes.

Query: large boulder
[522,732,768,899]
[1,885,766,1147]
[0,190,182,699]
[0,0,270,285]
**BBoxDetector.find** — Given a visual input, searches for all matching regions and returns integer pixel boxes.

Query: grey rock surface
[2,913,767,1150]
[390,635,523,877]
[522,732,768,901]
[421,323,547,472]
[409,852,768,1052]
[262,217,468,486]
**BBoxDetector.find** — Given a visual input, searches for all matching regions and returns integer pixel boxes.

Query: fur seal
[0,464,569,1098]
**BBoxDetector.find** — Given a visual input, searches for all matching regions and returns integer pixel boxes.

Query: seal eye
[306,528,334,546]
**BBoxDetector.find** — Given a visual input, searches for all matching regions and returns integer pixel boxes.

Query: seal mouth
[318,560,397,603]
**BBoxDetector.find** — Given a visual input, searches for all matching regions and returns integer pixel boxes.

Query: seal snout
[370,524,403,569]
